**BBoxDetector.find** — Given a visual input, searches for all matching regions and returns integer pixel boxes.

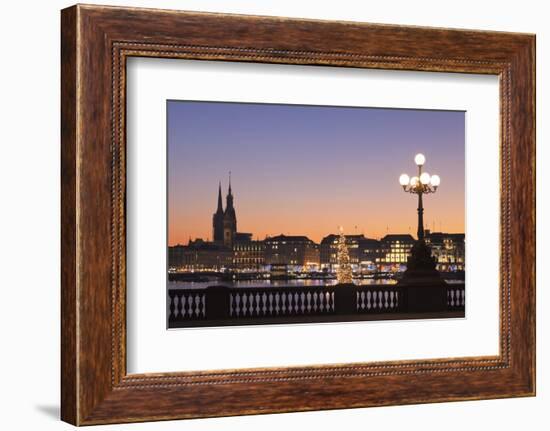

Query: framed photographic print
[61,4,535,425]
[165,100,466,329]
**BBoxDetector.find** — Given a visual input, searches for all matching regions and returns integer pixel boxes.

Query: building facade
[168,244,186,270]
[376,234,415,271]
[233,239,265,271]
[264,235,320,270]
[424,230,465,271]
[168,239,232,271]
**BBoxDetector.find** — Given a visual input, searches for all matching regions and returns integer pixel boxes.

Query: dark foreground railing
[168,283,465,328]
[446,284,466,310]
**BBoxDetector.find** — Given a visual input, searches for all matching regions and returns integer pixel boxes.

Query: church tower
[223,173,237,248]
[212,182,225,244]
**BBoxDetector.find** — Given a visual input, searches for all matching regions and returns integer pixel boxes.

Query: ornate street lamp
[396,153,447,314]
[398,153,441,240]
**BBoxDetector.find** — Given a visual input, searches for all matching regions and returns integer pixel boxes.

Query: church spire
[212,181,225,244]
[223,171,237,248]
[226,172,234,210]
[216,181,223,213]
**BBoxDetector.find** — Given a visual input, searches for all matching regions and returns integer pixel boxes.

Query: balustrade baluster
[268,292,273,315]
[274,293,280,315]
[179,293,185,317]
[287,292,293,314]
[235,293,241,316]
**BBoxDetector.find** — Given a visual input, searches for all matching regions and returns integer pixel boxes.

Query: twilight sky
[168,100,465,246]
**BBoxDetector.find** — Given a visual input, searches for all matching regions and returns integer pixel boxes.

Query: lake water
[168,278,398,290]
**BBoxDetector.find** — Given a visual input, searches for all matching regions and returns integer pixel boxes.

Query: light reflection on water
[168,278,397,290]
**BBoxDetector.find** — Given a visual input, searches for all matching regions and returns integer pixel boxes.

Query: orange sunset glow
[168,101,465,246]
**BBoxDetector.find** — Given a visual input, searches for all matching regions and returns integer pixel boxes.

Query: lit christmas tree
[336,226,353,284]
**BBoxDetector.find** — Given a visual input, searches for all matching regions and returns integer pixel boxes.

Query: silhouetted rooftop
[381,234,415,242]
[235,232,253,242]
[173,241,231,252]
[425,232,465,241]
[266,234,314,243]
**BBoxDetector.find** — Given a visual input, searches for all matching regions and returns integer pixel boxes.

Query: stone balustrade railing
[168,283,464,328]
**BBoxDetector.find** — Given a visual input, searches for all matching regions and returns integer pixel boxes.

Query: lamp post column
[417,164,424,241]
[417,191,424,241]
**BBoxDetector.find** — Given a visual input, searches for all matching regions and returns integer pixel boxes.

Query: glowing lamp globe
[420,172,431,185]
[430,174,441,187]
[399,174,410,186]
[410,176,419,186]
[414,153,425,166]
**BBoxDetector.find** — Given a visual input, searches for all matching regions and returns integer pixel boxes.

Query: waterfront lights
[398,154,440,240]
[414,153,426,166]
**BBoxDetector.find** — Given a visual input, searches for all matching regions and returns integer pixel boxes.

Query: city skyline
[168,101,465,246]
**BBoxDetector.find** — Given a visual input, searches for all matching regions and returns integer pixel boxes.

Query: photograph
[167,100,466,328]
